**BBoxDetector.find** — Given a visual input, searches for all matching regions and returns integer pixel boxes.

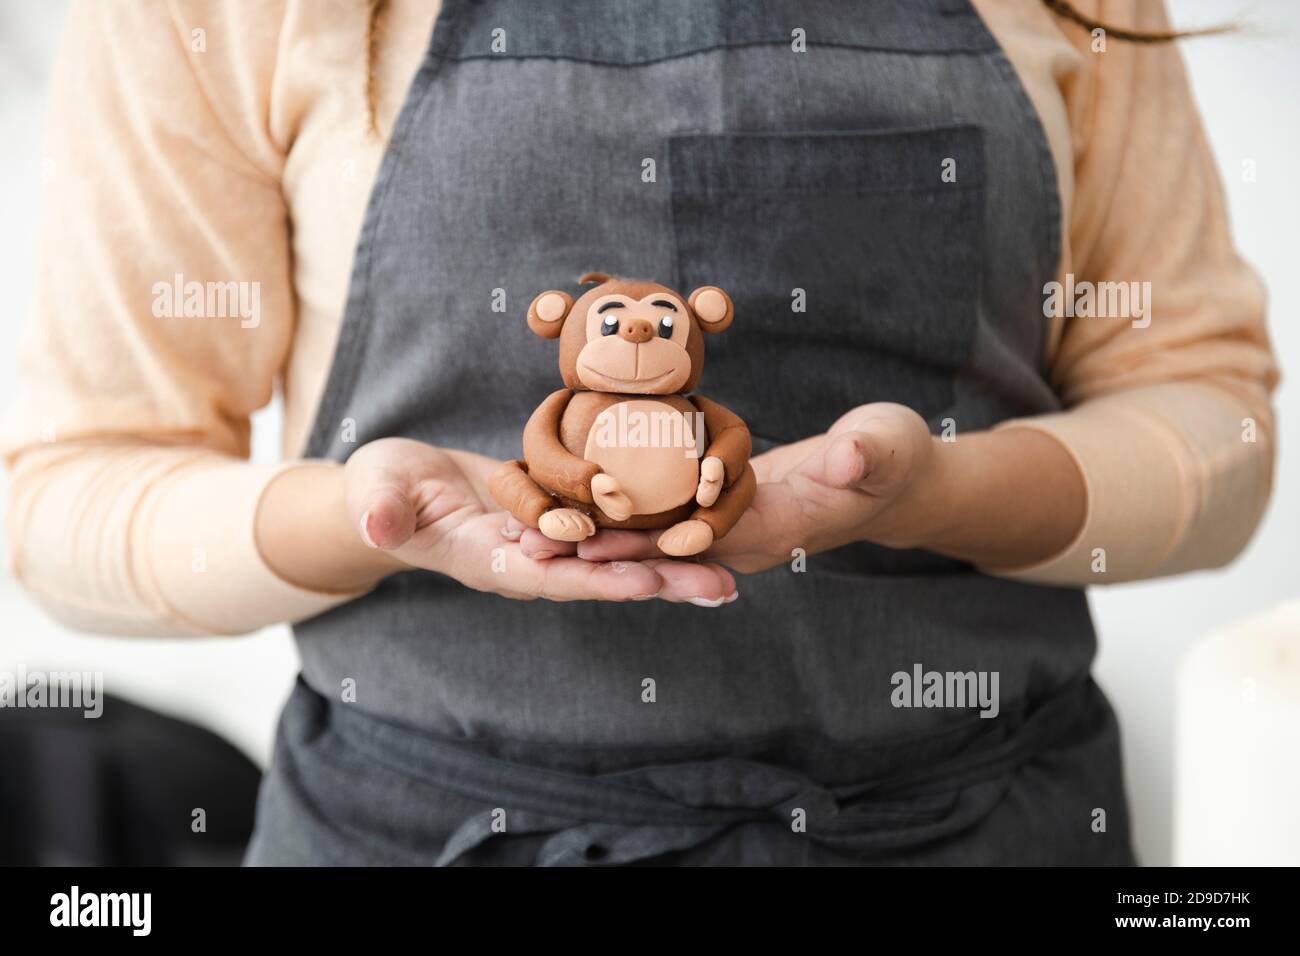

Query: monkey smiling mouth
[578,366,682,392]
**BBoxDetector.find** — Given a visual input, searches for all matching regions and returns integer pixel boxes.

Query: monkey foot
[657,519,714,557]
[538,507,596,543]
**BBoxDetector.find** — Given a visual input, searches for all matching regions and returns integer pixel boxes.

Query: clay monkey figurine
[489,273,756,557]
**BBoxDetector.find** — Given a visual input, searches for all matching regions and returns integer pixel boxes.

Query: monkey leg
[488,460,597,542]
[657,463,757,557]
[488,459,557,529]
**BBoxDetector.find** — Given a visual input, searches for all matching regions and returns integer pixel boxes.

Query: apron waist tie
[323,680,1093,866]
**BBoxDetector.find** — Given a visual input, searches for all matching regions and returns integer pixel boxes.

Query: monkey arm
[691,394,752,488]
[522,388,600,504]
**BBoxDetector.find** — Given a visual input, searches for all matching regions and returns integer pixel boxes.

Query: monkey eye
[601,315,619,336]
[658,316,674,339]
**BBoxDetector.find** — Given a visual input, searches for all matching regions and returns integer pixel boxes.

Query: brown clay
[488,274,755,555]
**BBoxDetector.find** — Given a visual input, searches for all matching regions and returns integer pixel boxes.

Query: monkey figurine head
[525,273,735,394]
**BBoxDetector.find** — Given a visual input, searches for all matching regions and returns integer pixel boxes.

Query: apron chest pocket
[669,126,985,441]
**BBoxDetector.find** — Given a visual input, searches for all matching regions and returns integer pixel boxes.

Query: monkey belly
[565,398,702,526]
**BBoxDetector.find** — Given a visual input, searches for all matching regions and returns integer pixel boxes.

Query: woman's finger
[345,439,478,551]
[577,528,663,561]
[794,431,874,490]
[445,515,741,605]
[643,559,738,606]
[749,433,823,483]
[519,527,578,559]
[791,424,919,499]
[819,403,930,497]
[515,554,663,601]
[443,515,659,600]
[510,552,737,605]
[358,484,417,550]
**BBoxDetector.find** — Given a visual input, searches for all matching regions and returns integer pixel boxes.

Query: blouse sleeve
[988,0,1278,584]
[2,0,357,634]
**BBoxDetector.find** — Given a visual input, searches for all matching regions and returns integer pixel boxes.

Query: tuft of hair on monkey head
[525,273,734,395]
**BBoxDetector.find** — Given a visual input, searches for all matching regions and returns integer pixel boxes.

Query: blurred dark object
[0,692,260,866]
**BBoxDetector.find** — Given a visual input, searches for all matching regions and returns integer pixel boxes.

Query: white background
[0,0,1295,866]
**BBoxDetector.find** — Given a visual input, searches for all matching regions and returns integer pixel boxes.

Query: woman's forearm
[880,427,1087,571]
[255,462,403,595]
[4,447,376,637]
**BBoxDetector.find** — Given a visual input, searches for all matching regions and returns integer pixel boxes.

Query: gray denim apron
[246,0,1135,866]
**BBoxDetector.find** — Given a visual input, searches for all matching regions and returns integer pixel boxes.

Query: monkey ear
[526,290,573,339]
[688,286,734,333]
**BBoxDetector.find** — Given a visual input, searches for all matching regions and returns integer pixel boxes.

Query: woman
[4,0,1276,865]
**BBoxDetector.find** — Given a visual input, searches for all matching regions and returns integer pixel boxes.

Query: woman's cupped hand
[342,438,738,606]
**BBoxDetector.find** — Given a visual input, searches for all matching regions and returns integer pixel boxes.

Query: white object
[1174,601,1300,865]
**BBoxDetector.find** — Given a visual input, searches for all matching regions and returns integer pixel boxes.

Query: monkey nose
[620,319,654,344]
